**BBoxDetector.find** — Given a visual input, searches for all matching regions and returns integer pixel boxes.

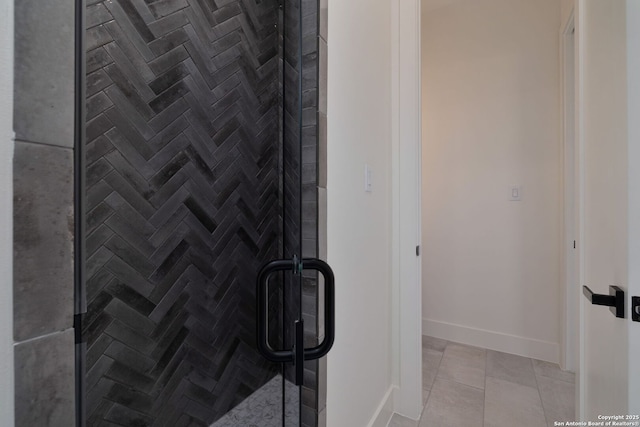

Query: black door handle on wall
[583,285,625,318]
[256,258,335,384]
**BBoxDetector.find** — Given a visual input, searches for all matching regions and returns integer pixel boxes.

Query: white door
[628,1,640,415]
[578,0,640,418]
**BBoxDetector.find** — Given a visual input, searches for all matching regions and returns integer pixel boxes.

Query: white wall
[0,0,14,423]
[421,0,562,362]
[326,0,394,424]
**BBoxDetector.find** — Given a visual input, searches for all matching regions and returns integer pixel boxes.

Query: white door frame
[560,8,577,375]
[560,4,586,417]
[391,0,423,420]
[574,0,586,418]
[625,0,640,414]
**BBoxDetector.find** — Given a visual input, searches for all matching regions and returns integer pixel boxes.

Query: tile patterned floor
[389,336,576,427]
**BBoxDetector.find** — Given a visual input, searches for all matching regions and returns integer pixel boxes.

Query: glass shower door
[77,0,327,425]
[257,1,333,425]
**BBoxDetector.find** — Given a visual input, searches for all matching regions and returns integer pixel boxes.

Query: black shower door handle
[299,259,335,360]
[256,258,335,372]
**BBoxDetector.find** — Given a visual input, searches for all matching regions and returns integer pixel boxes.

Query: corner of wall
[366,386,396,427]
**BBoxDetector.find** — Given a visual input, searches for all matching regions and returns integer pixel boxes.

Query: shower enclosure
[75,0,328,425]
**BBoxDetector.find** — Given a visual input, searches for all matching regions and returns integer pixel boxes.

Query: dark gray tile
[318,39,327,115]
[302,162,317,185]
[148,0,188,19]
[302,219,317,239]
[14,0,75,147]
[104,0,155,60]
[15,330,75,426]
[318,113,327,188]
[87,92,115,121]
[86,47,115,74]
[148,10,188,38]
[86,3,113,29]
[319,0,327,42]
[317,356,327,412]
[87,69,114,98]
[87,157,114,187]
[86,25,114,52]
[102,26,155,82]
[13,141,74,341]
[318,187,327,260]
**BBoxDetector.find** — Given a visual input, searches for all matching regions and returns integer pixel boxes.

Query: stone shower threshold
[210,375,299,427]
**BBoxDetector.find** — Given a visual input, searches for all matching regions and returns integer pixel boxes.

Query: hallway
[389,336,575,427]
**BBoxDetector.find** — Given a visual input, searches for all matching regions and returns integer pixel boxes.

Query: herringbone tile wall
[81,0,321,425]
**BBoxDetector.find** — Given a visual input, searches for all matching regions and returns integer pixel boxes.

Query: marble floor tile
[484,377,547,427]
[423,349,443,392]
[422,335,447,353]
[536,375,576,426]
[422,389,430,406]
[392,337,576,427]
[436,343,486,389]
[532,359,576,384]
[419,378,484,427]
[486,350,537,388]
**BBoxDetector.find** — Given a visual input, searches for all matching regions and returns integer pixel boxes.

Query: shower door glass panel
[79,0,319,426]
[280,0,321,425]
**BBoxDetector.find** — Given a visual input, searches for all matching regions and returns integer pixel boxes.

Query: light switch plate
[509,185,522,201]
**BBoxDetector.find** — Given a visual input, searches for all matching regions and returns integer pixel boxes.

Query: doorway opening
[415,0,577,424]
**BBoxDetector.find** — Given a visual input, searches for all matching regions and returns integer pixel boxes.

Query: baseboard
[423,318,559,363]
[392,386,422,422]
[366,386,396,427]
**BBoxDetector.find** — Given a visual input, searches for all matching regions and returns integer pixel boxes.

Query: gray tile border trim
[14,0,75,147]
[15,329,76,427]
[13,140,74,342]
